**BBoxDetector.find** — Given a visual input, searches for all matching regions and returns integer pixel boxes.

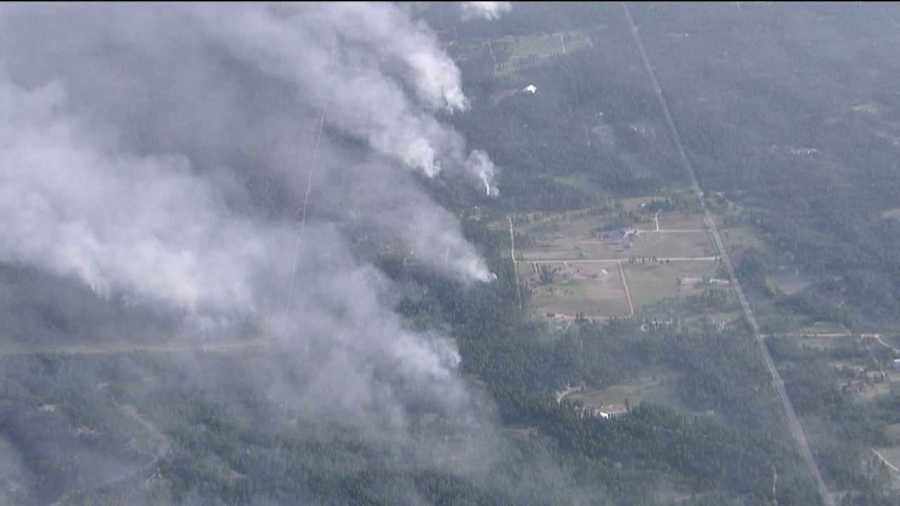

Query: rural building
[640,318,675,332]
[598,227,638,242]
[523,84,537,94]
[593,404,629,419]
[678,277,730,288]
[893,358,900,371]
[860,333,882,345]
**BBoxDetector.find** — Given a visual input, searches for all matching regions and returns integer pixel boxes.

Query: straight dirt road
[527,256,719,264]
[622,4,834,505]
[509,215,523,310]
[617,261,635,316]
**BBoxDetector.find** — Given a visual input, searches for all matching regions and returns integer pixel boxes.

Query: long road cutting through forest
[621,3,835,505]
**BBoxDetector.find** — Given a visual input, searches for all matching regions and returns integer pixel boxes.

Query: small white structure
[523,84,537,94]
[593,404,628,419]
[893,358,900,371]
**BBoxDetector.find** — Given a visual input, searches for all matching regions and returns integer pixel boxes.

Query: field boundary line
[872,448,900,473]
[528,256,719,264]
[618,260,635,317]
[509,216,523,310]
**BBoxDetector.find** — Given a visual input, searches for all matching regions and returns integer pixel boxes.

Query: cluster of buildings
[555,384,631,420]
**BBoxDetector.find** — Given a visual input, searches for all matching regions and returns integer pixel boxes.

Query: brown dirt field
[718,226,766,254]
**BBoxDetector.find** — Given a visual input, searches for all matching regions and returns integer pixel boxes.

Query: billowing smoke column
[0,4,603,504]
[0,0,504,444]
[467,149,501,197]
[0,2,501,311]
[0,79,292,319]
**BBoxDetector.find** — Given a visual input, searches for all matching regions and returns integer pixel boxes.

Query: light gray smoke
[0,3,561,504]
[0,1,498,424]
[467,149,501,197]
[0,2,499,309]
[460,2,513,21]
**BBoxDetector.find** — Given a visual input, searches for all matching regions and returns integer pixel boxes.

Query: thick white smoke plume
[0,3,499,310]
[189,3,494,183]
[0,3,598,504]
[0,80,293,318]
[0,0,501,441]
[467,149,501,197]
[461,2,513,21]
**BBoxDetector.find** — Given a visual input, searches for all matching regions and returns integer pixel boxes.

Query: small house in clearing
[576,403,630,420]
[592,404,629,419]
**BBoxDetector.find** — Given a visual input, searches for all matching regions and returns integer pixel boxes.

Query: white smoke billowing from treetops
[467,149,501,197]
[0,3,605,504]
[0,2,499,311]
[0,0,505,464]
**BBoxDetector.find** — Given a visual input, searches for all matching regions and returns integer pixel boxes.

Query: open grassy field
[517,209,614,240]
[492,29,594,77]
[794,334,853,352]
[628,230,715,258]
[624,260,722,308]
[521,230,715,261]
[520,261,629,318]
[657,211,706,230]
[717,226,767,255]
[566,369,701,414]
[681,310,744,333]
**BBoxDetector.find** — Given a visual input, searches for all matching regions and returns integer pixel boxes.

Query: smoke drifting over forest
[0,2,498,311]
[0,4,603,505]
